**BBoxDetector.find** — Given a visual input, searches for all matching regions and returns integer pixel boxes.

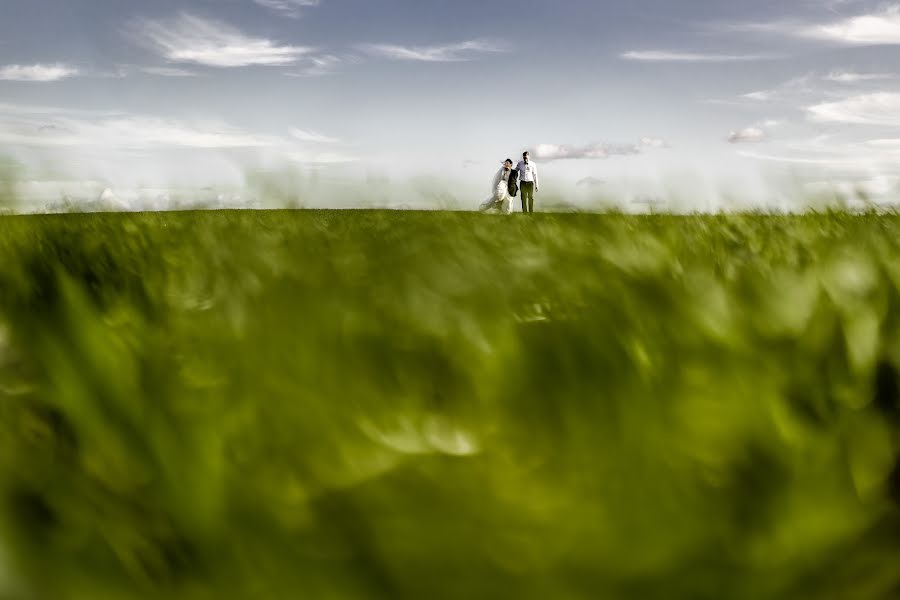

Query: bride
[478,159,515,214]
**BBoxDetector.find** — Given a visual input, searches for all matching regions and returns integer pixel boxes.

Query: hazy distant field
[2,210,900,599]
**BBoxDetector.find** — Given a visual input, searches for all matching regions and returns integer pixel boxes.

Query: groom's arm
[534,164,540,191]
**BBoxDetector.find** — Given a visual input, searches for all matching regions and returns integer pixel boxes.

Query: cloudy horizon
[3,0,900,210]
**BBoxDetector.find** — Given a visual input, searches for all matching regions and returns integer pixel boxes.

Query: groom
[516,151,539,213]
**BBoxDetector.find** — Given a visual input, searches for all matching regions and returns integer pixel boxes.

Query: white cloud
[734,133,900,182]
[0,113,275,149]
[743,90,776,101]
[728,127,766,143]
[141,66,198,77]
[640,137,669,148]
[252,0,320,18]
[0,103,361,173]
[0,102,119,117]
[734,74,819,104]
[729,150,834,165]
[284,54,353,77]
[532,138,669,161]
[620,50,778,62]
[533,143,641,161]
[737,6,900,45]
[824,70,895,82]
[360,40,508,62]
[733,70,896,108]
[736,136,900,176]
[0,102,363,197]
[131,13,313,67]
[291,128,340,143]
[0,64,78,82]
[808,93,900,126]
[802,5,900,44]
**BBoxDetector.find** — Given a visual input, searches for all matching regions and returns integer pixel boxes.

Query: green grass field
[2,210,900,599]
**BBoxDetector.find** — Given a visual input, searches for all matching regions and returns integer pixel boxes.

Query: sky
[3,0,900,210]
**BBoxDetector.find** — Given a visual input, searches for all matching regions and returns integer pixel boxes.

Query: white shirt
[516,160,539,189]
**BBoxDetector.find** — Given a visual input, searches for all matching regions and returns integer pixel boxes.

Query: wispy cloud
[0,103,361,186]
[734,70,891,106]
[734,5,900,45]
[0,64,79,82]
[0,102,120,117]
[621,50,778,62]
[0,111,275,149]
[824,70,896,82]
[736,134,900,180]
[742,90,776,101]
[739,74,815,103]
[534,143,637,161]
[131,13,313,67]
[640,137,669,149]
[360,40,508,62]
[802,5,900,44]
[284,54,355,77]
[533,139,667,161]
[95,65,130,79]
[252,0,320,18]
[141,66,198,77]
[728,127,767,144]
[290,128,340,143]
[727,117,784,144]
[736,149,861,167]
[808,92,900,126]
[733,69,898,109]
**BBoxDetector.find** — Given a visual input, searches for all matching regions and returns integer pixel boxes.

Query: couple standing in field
[479,151,540,215]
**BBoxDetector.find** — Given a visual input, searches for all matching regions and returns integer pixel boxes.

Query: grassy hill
[1,210,900,599]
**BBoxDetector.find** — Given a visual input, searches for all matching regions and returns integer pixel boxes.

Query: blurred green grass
[1,210,900,599]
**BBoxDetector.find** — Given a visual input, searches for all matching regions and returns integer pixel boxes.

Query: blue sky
[3,0,900,209]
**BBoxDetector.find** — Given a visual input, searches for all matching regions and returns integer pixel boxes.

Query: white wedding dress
[478,168,513,214]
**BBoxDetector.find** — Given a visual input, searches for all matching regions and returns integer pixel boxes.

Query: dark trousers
[520,182,535,213]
